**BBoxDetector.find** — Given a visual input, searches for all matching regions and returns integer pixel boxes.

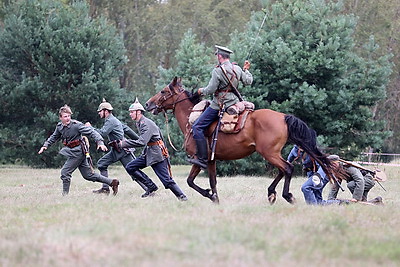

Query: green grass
[0,165,399,267]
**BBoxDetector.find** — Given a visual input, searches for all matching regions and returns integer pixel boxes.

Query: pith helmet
[59,104,73,115]
[97,98,113,111]
[214,45,233,56]
[129,97,145,112]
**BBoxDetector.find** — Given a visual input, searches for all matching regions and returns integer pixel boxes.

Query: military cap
[214,45,233,56]
[97,98,113,111]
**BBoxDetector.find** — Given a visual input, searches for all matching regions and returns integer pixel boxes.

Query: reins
[156,85,190,151]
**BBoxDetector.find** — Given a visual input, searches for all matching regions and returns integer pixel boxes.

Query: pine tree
[0,0,128,166]
[233,0,392,157]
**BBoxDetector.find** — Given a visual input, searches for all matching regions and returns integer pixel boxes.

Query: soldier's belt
[63,139,81,148]
[147,140,169,158]
[147,140,163,146]
[214,88,232,96]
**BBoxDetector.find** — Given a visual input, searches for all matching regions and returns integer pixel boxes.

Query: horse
[145,77,333,204]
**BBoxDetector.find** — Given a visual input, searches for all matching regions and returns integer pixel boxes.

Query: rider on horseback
[189,45,253,169]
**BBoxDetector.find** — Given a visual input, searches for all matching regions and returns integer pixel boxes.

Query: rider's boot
[188,138,208,169]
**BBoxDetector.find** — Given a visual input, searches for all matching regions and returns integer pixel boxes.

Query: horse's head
[146,77,199,115]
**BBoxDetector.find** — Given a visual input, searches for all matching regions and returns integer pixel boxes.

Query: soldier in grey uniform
[327,155,376,202]
[38,105,119,195]
[120,98,188,201]
[86,99,158,197]
[189,45,253,169]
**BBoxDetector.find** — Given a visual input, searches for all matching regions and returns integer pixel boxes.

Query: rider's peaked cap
[129,97,145,112]
[214,45,233,56]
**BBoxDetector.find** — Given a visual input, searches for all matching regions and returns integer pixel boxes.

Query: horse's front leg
[187,165,215,200]
[207,161,219,204]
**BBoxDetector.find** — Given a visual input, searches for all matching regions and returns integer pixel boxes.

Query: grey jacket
[43,119,104,157]
[201,61,253,110]
[328,166,374,201]
[94,114,139,142]
[121,116,166,166]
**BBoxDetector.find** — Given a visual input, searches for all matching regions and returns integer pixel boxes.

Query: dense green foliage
[0,0,128,166]
[234,0,392,157]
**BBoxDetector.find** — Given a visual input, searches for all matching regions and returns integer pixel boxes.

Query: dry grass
[0,164,399,267]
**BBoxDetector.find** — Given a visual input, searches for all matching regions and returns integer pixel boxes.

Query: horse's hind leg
[280,159,295,204]
[267,170,284,205]
[187,164,218,202]
[266,157,295,204]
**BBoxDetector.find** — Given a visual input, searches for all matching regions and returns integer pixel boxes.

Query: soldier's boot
[362,190,370,202]
[110,179,120,196]
[62,181,70,196]
[93,169,110,194]
[169,183,188,201]
[92,184,110,194]
[134,179,148,192]
[132,171,158,198]
[187,139,208,169]
[368,196,384,205]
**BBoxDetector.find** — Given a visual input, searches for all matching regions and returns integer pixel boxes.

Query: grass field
[1,164,399,267]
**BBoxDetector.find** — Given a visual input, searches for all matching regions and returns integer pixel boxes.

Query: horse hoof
[284,193,296,204]
[210,193,219,204]
[268,193,276,205]
[203,189,212,197]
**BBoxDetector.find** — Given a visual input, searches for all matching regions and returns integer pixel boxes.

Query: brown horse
[146,77,333,204]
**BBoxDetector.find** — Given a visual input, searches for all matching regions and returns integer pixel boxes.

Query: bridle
[151,83,193,152]
[153,83,190,114]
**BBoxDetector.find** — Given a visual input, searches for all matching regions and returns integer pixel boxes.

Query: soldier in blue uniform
[86,99,158,197]
[38,105,119,195]
[287,145,330,205]
[189,45,253,169]
[121,98,188,201]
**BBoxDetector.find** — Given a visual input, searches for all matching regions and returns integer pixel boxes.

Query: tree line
[0,0,397,175]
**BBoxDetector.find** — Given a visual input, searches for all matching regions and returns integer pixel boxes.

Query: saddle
[189,100,254,134]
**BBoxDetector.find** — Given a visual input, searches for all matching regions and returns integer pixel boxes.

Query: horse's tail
[284,114,333,180]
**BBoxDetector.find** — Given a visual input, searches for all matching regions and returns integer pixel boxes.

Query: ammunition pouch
[108,140,121,152]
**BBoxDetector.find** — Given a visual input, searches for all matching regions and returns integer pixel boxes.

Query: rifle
[338,159,387,191]
[81,136,94,174]
[210,104,225,161]
[220,65,244,101]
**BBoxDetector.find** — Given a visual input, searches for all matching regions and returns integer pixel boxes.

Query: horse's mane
[168,82,201,105]
[187,91,202,105]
